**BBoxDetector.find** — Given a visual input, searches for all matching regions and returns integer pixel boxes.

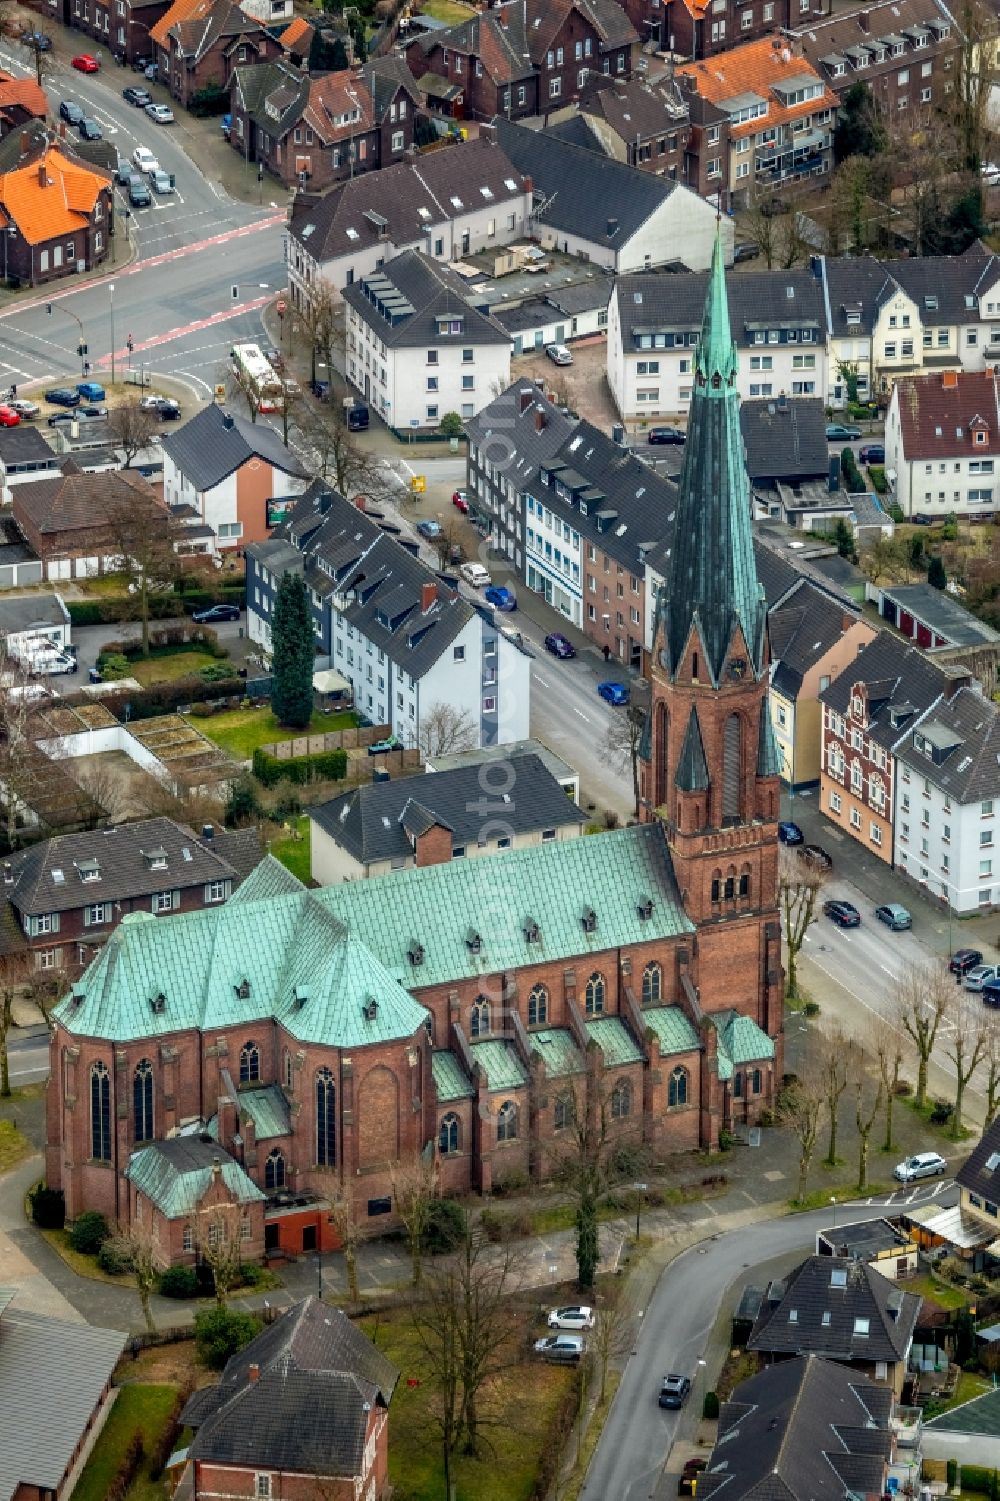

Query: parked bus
[230,342,284,414]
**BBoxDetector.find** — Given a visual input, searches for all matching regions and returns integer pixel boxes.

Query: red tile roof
[893,369,1000,460]
[677,36,836,139]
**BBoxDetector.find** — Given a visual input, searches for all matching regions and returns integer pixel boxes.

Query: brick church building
[45,240,785,1264]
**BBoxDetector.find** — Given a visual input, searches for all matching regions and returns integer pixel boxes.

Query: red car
[452,489,469,513]
[0,405,21,427]
[72,53,100,71]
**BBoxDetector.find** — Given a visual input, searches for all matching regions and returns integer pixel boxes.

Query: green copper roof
[643,1005,700,1057]
[714,1009,775,1081]
[238,1084,291,1141]
[229,855,305,903]
[529,1027,585,1078]
[675,707,710,792]
[470,1039,528,1092]
[432,1050,475,1101]
[665,232,767,686]
[126,1138,264,1219]
[586,1016,643,1066]
[757,703,783,778]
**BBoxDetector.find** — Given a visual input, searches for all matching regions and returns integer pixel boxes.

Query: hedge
[69,588,245,627]
[952,1465,998,1495]
[76,674,250,721]
[252,745,347,786]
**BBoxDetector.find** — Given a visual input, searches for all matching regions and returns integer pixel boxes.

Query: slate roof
[0,425,59,470]
[697,1354,892,1501]
[889,243,994,328]
[740,397,829,483]
[769,580,859,702]
[790,0,955,86]
[892,369,1000,460]
[126,1135,265,1218]
[411,0,635,81]
[344,249,509,350]
[881,582,999,648]
[361,54,422,118]
[956,1114,1000,1208]
[0,591,67,636]
[12,460,162,538]
[820,628,957,753]
[186,1297,398,1479]
[895,687,1000,804]
[161,404,308,493]
[746,1254,921,1364]
[310,752,584,865]
[232,57,309,138]
[288,136,527,264]
[581,75,689,143]
[0,816,249,916]
[0,1301,126,1501]
[496,118,690,252]
[823,255,891,339]
[615,266,825,346]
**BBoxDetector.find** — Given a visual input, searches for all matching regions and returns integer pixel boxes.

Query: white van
[459,562,491,588]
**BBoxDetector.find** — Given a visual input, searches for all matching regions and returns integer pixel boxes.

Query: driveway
[512,340,617,431]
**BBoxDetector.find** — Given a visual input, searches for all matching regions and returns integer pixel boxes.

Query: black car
[191,603,241,624]
[544,632,576,659]
[78,118,102,140]
[45,388,81,407]
[123,85,152,106]
[658,1374,692,1409]
[59,100,84,125]
[648,426,686,446]
[859,443,885,465]
[800,843,832,870]
[128,180,152,208]
[777,821,804,845]
[983,980,1000,1009]
[949,948,984,975]
[733,241,759,263]
[824,899,861,928]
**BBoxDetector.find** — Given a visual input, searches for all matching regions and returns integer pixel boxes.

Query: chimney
[37,162,45,188]
[522,175,533,194]
[248,1363,260,1384]
[2,862,11,884]
[20,131,27,154]
[354,493,366,512]
[858,10,869,28]
[421,580,436,612]
[518,388,533,415]
[942,369,958,389]
[222,413,235,429]
[842,612,855,632]
[201,822,214,841]
[59,121,66,140]
[534,407,546,433]
[480,122,497,145]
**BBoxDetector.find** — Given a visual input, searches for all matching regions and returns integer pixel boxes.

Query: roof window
[582,907,598,934]
[408,940,425,966]
[830,1267,848,1287]
[77,858,100,882]
[363,996,379,1021]
[150,992,166,1015]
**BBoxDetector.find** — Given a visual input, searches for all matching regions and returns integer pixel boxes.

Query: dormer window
[637,896,654,921]
[143,847,168,871]
[851,693,864,720]
[77,859,100,882]
[524,918,541,944]
[363,997,379,1021]
[235,978,251,999]
[294,985,309,1009]
[582,908,598,934]
[466,928,482,955]
[150,992,166,1014]
[408,940,425,966]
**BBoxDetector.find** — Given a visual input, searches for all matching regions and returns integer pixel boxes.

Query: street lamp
[632,1181,648,1242]
[46,299,88,376]
[2,225,15,289]
[109,283,115,386]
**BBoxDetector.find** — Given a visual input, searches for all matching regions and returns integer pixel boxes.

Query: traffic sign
[214,384,227,399]
[410,475,426,494]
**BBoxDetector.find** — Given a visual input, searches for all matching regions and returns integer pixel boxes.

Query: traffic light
[77,341,87,357]
[231,284,239,301]
[9,386,15,400]
[46,303,52,315]
[127,335,133,353]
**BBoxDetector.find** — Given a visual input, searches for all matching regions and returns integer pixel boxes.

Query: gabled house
[230,55,419,191]
[659,0,826,61]
[126,1135,267,1265]
[746,1254,921,1395]
[0,72,48,137]
[551,74,690,180]
[150,0,281,110]
[886,368,1000,520]
[160,403,309,551]
[956,1119,1000,1246]
[181,1298,399,1501]
[11,461,168,579]
[0,143,111,287]
[69,0,172,66]
[404,0,637,122]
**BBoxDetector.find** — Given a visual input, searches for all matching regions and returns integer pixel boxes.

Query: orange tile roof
[677,36,836,135]
[0,77,49,118]
[0,147,108,246]
[150,0,212,50]
[280,15,312,52]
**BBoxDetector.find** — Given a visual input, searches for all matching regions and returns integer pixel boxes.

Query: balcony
[891,1405,923,1450]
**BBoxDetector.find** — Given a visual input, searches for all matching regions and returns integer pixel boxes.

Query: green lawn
[907,1271,970,1311]
[269,816,311,883]
[422,0,475,20]
[360,1315,574,1501]
[39,1228,138,1287]
[72,1385,178,1501]
[129,651,221,686]
[0,1118,32,1172]
[191,707,356,760]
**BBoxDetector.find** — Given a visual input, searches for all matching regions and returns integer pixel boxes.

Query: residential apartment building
[464,384,674,666]
[893,686,1000,912]
[246,483,531,748]
[790,0,958,117]
[557,75,691,180]
[149,0,281,110]
[68,0,170,64]
[819,630,966,864]
[343,250,510,432]
[230,56,419,192]
[676,37,837,207]
[403,0,637,122]
[286,136,533,309]
[12,462,171,580]
[886,369,1000,520]
[658,0,826,62]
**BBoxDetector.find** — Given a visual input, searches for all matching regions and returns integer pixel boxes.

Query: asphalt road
[7,1025,49,1086]
[583,1180,957,1501]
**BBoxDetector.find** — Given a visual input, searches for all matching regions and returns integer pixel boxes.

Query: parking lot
[511,339,618,431]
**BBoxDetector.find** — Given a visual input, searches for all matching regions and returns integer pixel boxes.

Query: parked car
[145,103,174,124]
[132,55,152,71]
[534,1334,584,1363]
[777,821,804,845]
[875,903,912,931]
[826,422,863,441]
[459,561,491,588]
[949,948,984,975]
[367,735,401,757]
[59,100,84,125]
[346,402,369,431]
[132,145,158,173]
[545,343,573,366]
[859,443,885,465]
[415,519,441,540]
[452,489,469,513]
[799,843,832,869]
[140,395,181,418]
[544,632,576,659]
[894,1151,947,1183]
[20,29,52,49]
[824,898,861,928]
[658,1375,692,1409]
[982,162,1000,186]
[48,407,106,426]
[484,585,516,611]
[648,426,686,446]
[77,382,106,402]
[733,241,759,263]
[965,964,1000,992]
[72,53,100,71]
[128,179,152,208]
[597,681,629,706]
[143,63,158,80]
[547,1306,594,1331]
[44,388,81,407]
[8,400,39,419]
[0,405,19,428]
[983,980,1000,1009]
[150,170,174,194]
[123,85,151,106]
[191,603,241,623]
[78,118,102,141]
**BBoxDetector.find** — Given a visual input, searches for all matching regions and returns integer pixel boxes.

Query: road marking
[93,295,271,366]
[571,706,591,723]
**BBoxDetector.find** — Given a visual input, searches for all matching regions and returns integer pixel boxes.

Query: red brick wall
[193,1397,389,1500]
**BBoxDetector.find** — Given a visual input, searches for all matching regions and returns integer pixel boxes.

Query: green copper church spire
[662,232,766,685]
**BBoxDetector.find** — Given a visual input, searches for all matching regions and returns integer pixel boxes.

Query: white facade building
[884,368,1000,520]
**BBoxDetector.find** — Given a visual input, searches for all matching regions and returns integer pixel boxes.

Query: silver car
[966,964,1000,992]
[545,343,573,366]
[894,1151,947,1182]
[534,1334,584,1363]
[150,169,174,194]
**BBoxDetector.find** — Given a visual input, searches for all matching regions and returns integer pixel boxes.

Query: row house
[608,242,1000,423]
[69,0,170,65]
[658,0,826,61]
[790,0,958,117]
[550,74,691,180]
[403,0,637,123]
[229,56,419,192]
[246,481,531,748]
[0,141,111,288]
[893,686,1000,913]
[819,629,968,865]
[149,0,281,110]
[676,35,837,207]
[886,368,1000,521]
[464,384,674,667]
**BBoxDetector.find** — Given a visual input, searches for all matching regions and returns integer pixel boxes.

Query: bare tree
[869,1015,905,1153]
[416,702,477,758]
[227,361,262,423]
[983,1012,1000,1126]
[297,278,344,389]
[600,703,645,820]
[778,847,827,1002]
[0,651,52,851]
[389,1149,438,1288]
[0,948,33,1098]
[106,1225,160,1333]
[742,190,780,268]
[779,1065,824,1203]
[326,1182,361,1304]
[73,759,130,823]
[197,1202,245,1305]
[944,993,987,1137]
[106,402,158,469]
[296,403,395,502]
[819,1028,850,1167]
[589,1290,632,1404]
[849,1041,883,1193]
[895,961,952,1109]
[859,536,909,588]
[103,492,182,658]
[953,0,998,171]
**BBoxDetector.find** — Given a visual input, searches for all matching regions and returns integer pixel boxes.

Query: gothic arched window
[239,1040,260,1084]
[611,1079,632,1119]
[91,1061,111,1161]
[264,1149,285,1190]
[316,1067,336,1166]
[528,984,548,1026]
[641,962,662,1004]
[133,1058,154,1142]
[439,1113,460,1154]
[723,714,742,825]
[584,972,605,1015]
[470,997,490,1038]
[668,1066,689,1108]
